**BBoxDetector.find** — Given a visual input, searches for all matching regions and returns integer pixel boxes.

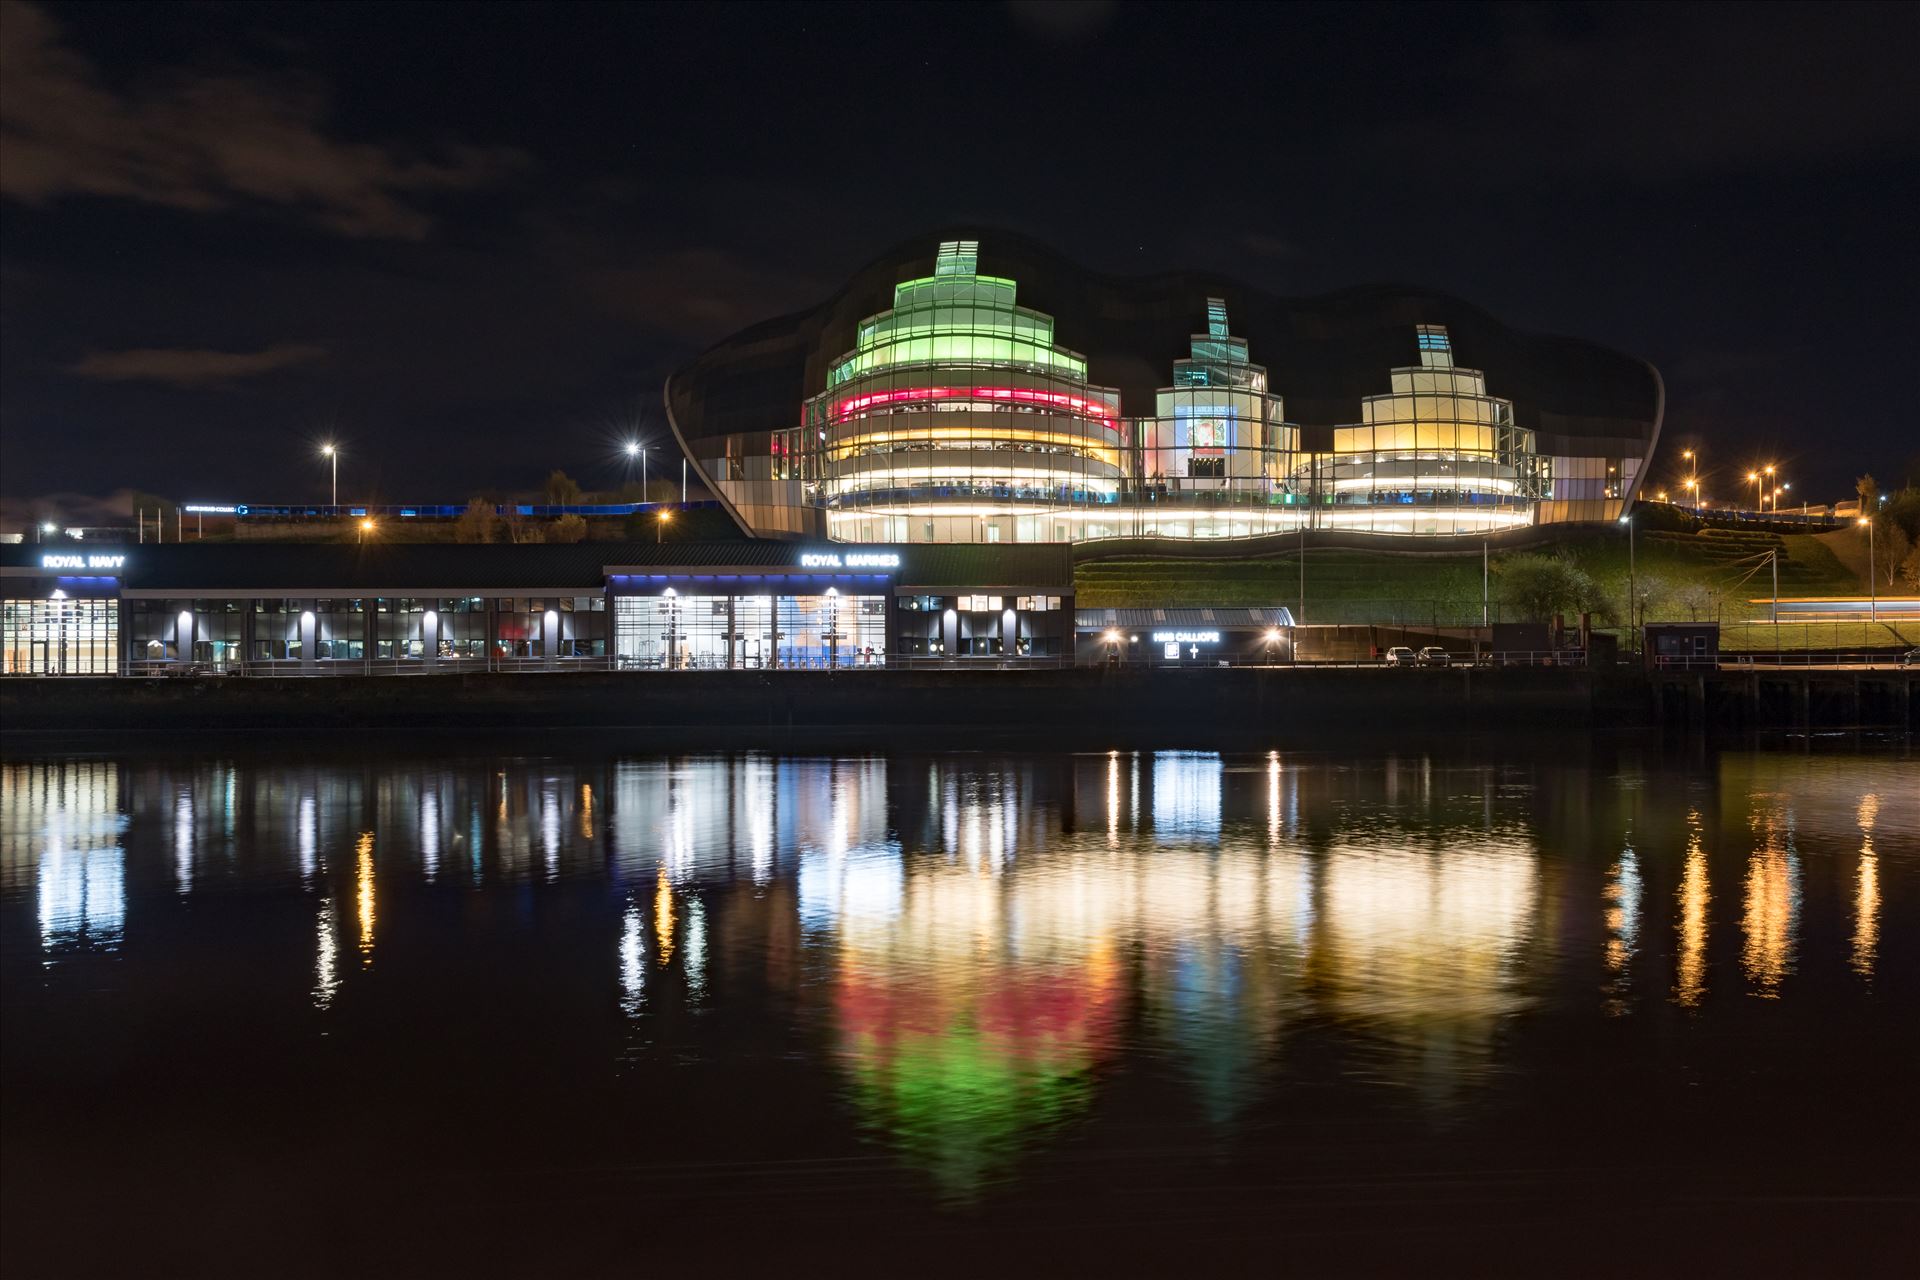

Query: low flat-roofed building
[1076,606,1295,665]
[1,540,1074,675]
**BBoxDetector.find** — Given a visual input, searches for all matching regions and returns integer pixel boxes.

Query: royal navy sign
[41,554,127,571]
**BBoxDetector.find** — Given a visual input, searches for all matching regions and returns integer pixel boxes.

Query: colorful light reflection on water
[2,745,1915,1271]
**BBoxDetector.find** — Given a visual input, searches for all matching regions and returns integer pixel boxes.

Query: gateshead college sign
[41,554,127,571]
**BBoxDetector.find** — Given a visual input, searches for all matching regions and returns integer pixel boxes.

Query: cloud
[66,343,327,387]
[1006,1,1116,41]
[1377,5,1920,180]
[0,0,528,238]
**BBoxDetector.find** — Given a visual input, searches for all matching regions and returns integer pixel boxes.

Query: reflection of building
[5,761,126,954]
[669,231,1663,543]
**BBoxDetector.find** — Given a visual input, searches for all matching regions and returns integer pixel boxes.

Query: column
[543,608,559,670]
[300,609,317,674]
[422,610,438,672]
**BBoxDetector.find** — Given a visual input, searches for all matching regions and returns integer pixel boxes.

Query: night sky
[3,0,1916,525]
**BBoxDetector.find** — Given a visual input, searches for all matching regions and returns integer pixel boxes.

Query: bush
[548,514,589,544]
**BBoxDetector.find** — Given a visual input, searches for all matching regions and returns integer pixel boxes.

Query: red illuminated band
[833,386,1119,430]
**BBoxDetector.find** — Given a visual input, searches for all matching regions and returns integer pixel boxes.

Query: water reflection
[8,762,128,959]
[355,832,376,966]
[1603,839,1642,1014]
[1673,809,1711,1009]
[1853,794,1880,983]
[1741,798,1800,997]
[3,749,1914,1208]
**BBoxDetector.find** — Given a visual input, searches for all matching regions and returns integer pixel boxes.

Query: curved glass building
[667,233,1661,543]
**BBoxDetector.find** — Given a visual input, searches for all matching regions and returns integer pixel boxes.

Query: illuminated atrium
[667,233,1663,543]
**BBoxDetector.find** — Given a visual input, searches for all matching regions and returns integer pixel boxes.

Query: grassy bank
[1076,527,1875,633]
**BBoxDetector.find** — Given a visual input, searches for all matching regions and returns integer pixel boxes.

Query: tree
[1897,543,1920,595]
[1672,581,1725,622]
[1495,552,1604,622]
[544,470,582,506]
[1881,521,1914,590]
[453,497,499,544]
[1856,474,1879,510]
[548,514,589,544]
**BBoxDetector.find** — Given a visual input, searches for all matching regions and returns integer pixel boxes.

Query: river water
[3,739,1915,1275]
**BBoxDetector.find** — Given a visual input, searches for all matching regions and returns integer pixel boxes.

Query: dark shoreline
[3,666,1913,748]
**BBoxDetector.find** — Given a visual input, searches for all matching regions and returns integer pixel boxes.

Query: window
[3,597,118,675]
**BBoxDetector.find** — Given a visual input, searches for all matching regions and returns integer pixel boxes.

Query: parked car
[1384,646,1416,667]
[1902,648,1920,667]
[1415,646,1451,668]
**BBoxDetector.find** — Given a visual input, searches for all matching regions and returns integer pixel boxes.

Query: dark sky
[3,0,1917,523]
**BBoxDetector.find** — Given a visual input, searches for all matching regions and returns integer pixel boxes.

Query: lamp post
[1620,510,1635,655]
[1747,471,1760,516]
[656,508,672,544]
[1683,449,1696,504]
[321,443,338,507]
[1763,465,1775,513]
[1859,517,1875,622]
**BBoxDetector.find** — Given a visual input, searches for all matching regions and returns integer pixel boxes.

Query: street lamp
[1747,471,1760,515]
[656,508,672,543]
[1763,465,1775,513]
[626,441,647,499]
[358,517,374,544]
[1620,510,1636,655]
[1859,517,1875,622]
[321,443,338,507]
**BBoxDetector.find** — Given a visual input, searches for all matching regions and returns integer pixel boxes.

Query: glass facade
[2,596,118,675]
[677,240,1647,544]
[614,592,886,669]
[1306,325,1547,534]
[795,240,1129,544]
[1128,298,1302,538]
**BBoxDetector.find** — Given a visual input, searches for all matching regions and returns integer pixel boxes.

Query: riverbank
[2,667,1619,743]
[6,666,1911,747]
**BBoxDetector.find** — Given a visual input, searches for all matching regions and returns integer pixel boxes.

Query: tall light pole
[1747,470,1760,516]
[1763,465,1775,513]
[321,443,338,506]
[1683,448,1696,503]
[627,441,647,499]
[1859,517,1875,622]
[1620,510,1635,654]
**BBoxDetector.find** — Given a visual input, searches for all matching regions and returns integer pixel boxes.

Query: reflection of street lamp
[321,443,338,506]
[1859,517,1875,622]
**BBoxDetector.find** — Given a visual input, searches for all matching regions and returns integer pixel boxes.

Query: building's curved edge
[662,370,754,539]
[1621,357,1666,510]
